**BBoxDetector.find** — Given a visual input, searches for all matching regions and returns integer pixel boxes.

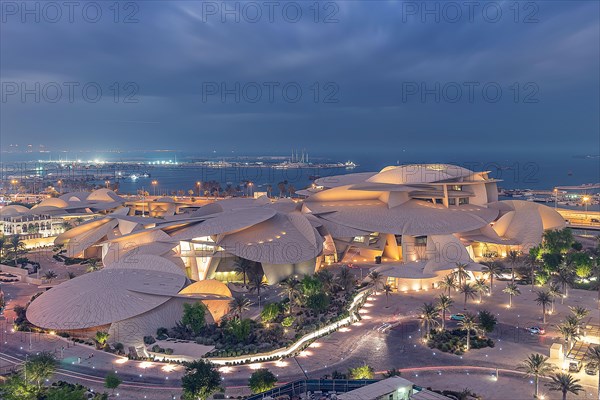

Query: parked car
[569,361,582,373]
[526,326,545,335]
[591,218,599,223]
[585,362,599,375]
[450,313,465,321]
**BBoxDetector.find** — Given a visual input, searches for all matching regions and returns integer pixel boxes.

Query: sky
[1,0,599,157]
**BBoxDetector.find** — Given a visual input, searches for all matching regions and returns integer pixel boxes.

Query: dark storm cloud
[0,0,598,154]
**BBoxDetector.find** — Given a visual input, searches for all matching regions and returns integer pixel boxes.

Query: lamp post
[151,180,158,197]
[105,180,110,189]
[196,181,201,197]
[248,182,253,198]
[57,180,63,194]
[553,188,558,209]
[582,195,590,236]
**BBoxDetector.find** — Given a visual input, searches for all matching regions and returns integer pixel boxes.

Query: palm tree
[438,274,457,298]
[234,258,253,287]
[419,302,439,339]
[473,278,489,303]
[317,269,336,293]
[507,250,520,283]
[249,273,267,308]
[436,294,453,331]
[67,271,76,279]
[459,282,477,310]
[555,263,575,303]
[367,270,384,294]
[527,246,541,290]
[517,353,556,399]
[383,284,393,308]
[482,260,502,296]
[557,320,580,355]
[458,313,479,351]
[548,283,562,314]
[569,306,589,325]
[43,270,58,283]
[545,373,584,400]
[535,291,552,324]
[583,345,600,400]
[8,234,25,266]
[230,296,252,319]
[337,265,354,293]
[503,283,521,308]
[453,262,470,287]
[280,278,300,314]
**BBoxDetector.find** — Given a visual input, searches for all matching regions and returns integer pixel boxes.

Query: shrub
[143,336,156,345]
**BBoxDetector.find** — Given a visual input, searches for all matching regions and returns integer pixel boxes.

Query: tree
[477,310,497,334]
[249,368,278,393]
[228,318,251,342]
[0,235,7,260]
[436,294,453,331]
[543,228,574,254]
[348,364,374,379]
[554,263,575,303]
[517,353,556,399]
[569,306,589,327]
[280,278,300,314]
[300,274,323,296]
[473,278,489,303]
[548,283,562,314]
[583,345,600,399]
[230,296,252,320]
[383,284,393,307]
[24,351,57,390]
[234,258,253,287]
[458,313,479,351]
[337,265,355,293]
[507,250,520,283]
[181,359,221,400]
[535,291,552,324]
[419,302,439,339]
[67,271,76,279]
[46,385,88,400]
[8,235,25,266]
[105,371,122,396]
[503,283,521,308]
[459,282,477,310]
[249,273,267,307]
[527,246,542,290]
[261,303,280,323]
[182,302,206,335]
[453,263,470,287]
[545,373,584,400]
[382,368,401,378]
[316,269,336,293]
[482,260,502,296]
[43,270,58,283]
[367,270,384,294]
[95,331,109,347]
[0,374,36,400]
[557,320,580,355]
[438,274,457,298]
[306,293,330,312]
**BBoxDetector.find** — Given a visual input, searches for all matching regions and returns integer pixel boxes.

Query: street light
[151,180,158,196]
[553,188,558,209]
[57,180,63,194]
[196,181,201,197]
[105,180,110,189]
[582,196,590,219]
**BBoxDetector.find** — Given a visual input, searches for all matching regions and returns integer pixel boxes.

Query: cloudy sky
[1,0,598,156]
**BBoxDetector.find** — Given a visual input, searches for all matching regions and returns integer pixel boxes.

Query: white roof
[338,377,413,400]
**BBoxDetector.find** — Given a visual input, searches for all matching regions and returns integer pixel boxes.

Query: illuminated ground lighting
[363,303,374,307]
[162,364,177,372]
[339,327,351,332]
[138,361,153,369]
[219,366,233,374]
[367,297,376,301]
[298,350,312,357]
[359,308,368,314]
[275,360,289,367]
[250,363,263,370]
[114,358,128,365]
[309,342,322,348]
[361,315,373,320]
[353,322,364,326]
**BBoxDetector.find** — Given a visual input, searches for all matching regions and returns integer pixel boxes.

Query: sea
[1,149,598,210]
